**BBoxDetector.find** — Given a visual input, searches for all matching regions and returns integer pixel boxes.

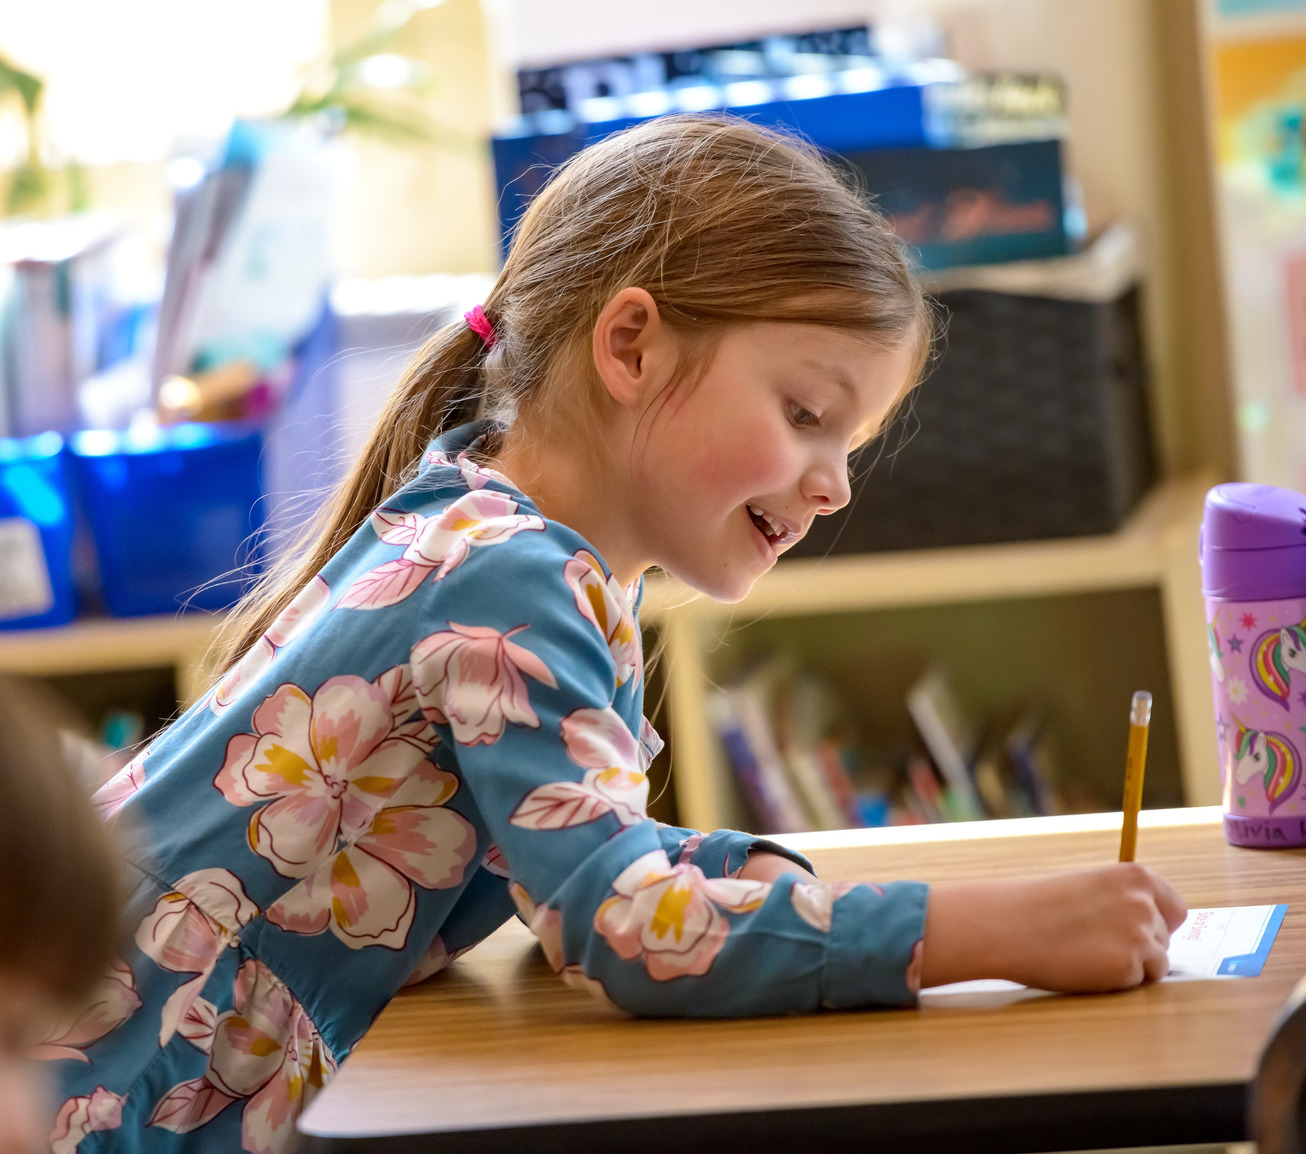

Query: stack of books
[708,660,1069,834]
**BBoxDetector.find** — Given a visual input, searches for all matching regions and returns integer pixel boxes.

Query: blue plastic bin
[0,432,77,630]
[71,423,264,617]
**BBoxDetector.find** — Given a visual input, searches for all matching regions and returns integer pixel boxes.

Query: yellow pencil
[1119,690,1153,862]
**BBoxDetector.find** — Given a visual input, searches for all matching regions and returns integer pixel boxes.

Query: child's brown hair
[213,113,931,670]
[0,677,121,1003]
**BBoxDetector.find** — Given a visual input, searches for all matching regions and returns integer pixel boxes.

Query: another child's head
[0,678,121,1149]
[219,115,930,656]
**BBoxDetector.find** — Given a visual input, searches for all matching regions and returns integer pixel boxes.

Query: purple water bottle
[1201,483,1306,847]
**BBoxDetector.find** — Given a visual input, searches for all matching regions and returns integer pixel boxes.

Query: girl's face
[631,322,915,602]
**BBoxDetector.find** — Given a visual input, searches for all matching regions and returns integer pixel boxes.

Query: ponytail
[208,316,491,673]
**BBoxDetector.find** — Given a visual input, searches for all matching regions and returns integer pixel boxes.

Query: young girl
[55,114,1185,1152]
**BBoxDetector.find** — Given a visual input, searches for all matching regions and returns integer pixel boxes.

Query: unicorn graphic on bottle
[1250,618,1306,709]
[1227,716,1301,814]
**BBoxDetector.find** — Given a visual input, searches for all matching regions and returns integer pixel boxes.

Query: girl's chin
[672,564,765,605]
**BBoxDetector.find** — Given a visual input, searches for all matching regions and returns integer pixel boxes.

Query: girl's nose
[802,453,852,514]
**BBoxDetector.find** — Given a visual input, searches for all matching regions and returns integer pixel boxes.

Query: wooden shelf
[0,613,222,705]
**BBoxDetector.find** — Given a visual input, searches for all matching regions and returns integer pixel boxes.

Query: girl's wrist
[918,880,1023,987]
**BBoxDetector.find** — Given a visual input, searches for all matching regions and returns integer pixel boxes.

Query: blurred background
[0,0,1299,838]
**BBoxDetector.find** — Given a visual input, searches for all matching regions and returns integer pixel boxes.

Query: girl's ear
[592,286,672,408]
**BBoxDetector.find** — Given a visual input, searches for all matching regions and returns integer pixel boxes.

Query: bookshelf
[641,473,1218,831]
[0,474,1217,833]
[0,613,220,710]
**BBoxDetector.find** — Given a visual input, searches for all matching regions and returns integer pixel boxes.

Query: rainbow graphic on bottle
[1250,618,1306,709]
[1208,597,1306,843]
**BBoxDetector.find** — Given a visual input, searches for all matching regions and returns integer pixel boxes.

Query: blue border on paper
[1217,904,1287,976]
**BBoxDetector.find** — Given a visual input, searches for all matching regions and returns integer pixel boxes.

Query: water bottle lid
[1201,482,1306,600]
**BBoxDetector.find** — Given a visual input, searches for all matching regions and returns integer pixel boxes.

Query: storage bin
[71,423,264,616]
[786,281,1156,557]
[0,432,76,629]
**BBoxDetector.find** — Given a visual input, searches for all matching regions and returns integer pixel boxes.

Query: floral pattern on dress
[339,491,545,610]
[34,958,142,1063]
[594,850,770,980]
[93,748,147,823]
[213,665,438,880]
[210,576,331,715]
[147,958,336,1154]
[422,447,515,492]
[411,623,557,746]
[135,869,259,1049]
[790,880,860,933]
[49,1086,125,1154]
[564,549,641,688]
[509,882,621,1012]
[265,756,476,950]
[510,707,648,830]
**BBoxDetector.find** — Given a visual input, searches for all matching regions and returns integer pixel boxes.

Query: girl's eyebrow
[796,359,857,400]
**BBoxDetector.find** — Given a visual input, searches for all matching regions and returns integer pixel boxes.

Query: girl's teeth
[748,505,782,537]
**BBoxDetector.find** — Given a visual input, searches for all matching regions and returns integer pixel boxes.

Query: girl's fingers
[1157,884,1188,933]
[1142,936,1172,983]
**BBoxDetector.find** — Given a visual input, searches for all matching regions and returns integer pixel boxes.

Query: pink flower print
[149,958,336,1153]
[339,491,545,611]
[638,716,664,772]
[509,883,621,1011]
[789,880,860,933]
[423,447,515,491]
[482,843,510,877]
[213,665,438,881]
[411,623,557,746]
[92,747,147,824]
[508,881,565,971]
[510,707,648,830]
[32,957,142,1063]
[454,449,516,491]
[49,1086,125,1154]
[265,757,476,950]
[135,868,259,1048]
[210,576,330,715]
[595,850,770,980]
[564,549,642,688]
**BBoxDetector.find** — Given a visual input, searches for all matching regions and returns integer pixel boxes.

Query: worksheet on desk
[921,904,1288,1001]
[1165,903,1286,979]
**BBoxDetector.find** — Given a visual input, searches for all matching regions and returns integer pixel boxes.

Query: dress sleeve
[409,541,928,1017]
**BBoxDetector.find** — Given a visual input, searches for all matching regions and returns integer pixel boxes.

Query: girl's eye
[788,402,819,429]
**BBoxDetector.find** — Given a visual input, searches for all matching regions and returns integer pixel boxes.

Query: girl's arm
[920,862,1187,991]
[741,853,1187,993]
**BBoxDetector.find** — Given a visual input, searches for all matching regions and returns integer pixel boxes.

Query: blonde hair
[212,113,931,670]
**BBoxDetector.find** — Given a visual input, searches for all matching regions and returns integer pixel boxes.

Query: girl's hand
[920,864,1188,993]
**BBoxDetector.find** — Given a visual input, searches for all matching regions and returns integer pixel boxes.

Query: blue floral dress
[43,422,928,1153]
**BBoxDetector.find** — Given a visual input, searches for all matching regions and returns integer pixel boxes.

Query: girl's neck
[491,420,648,586]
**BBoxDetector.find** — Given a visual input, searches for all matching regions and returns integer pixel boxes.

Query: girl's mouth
[747,504,799,548]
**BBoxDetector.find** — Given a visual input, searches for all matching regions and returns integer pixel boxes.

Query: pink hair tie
[464,305,498,349]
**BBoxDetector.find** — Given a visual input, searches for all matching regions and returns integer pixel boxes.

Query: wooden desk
[299,808,1306,1153]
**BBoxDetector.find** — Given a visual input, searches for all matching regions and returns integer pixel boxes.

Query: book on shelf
[709,658,868,834]
[707,677,809,834]
[905,667,984,820]
[1003,708,1062,817]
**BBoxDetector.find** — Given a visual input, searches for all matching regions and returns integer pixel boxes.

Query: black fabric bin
[785,284,1156,558]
